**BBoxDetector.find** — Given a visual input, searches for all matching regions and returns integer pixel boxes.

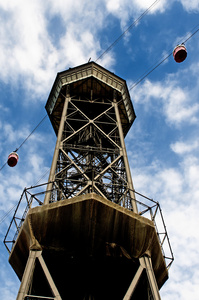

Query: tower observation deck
[4,62,174,299]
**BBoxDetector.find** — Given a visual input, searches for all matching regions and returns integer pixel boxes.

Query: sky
[0,0,199,298]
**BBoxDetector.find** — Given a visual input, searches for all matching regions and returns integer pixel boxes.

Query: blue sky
[0,0,199,298]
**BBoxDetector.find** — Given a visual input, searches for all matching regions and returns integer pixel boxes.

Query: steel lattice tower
[4,62,173,300]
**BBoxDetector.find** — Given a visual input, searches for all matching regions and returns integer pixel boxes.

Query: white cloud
[0,0,113,99]
[0,271,19,300]
[165,86,199,125]
[105,0,169,26]
[128,119,199,299]
[181,156,199,193]
[0,0,191,102]
[133,0,168,13]
[106,0,121,12]
[171,140,199,154]
[0,0,174,100]
[132,75,199,127]
[59,26,100,67]
[180,0,199,12]
[131,151,199,299]
[0,1,55,94]
[0,119,52,210]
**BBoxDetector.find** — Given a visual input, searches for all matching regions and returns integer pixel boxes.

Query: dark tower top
[45,61,136,137]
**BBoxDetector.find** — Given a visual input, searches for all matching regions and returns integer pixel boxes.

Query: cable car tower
[4,62,173,299]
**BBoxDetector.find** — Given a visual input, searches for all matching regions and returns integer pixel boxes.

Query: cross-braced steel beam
[44,87,137,212]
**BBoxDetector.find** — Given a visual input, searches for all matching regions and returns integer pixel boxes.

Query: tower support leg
[16,250,62,300]
[17,250,38,300]
[113,96,137,213]
[123,262,144,300]
[123,256,161,300]
[44,87,70,205]
[144,255,161,300]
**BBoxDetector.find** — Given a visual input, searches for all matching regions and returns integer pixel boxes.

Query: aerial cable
[0,203,17,225]
[15,114,47,153]
[0,167,50,226]
[129,52,173,90]
[34,168,50,186]
[0,114,47,171]
[95,0,162,62]
[181,25,199,44]
[129,25,199,91]
[0,161,7,172]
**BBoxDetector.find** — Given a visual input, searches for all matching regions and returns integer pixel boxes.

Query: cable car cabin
[173,44,187,63]
[7,152,19,167]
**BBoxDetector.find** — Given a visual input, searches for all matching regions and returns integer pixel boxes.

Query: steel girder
[45,94,137,211]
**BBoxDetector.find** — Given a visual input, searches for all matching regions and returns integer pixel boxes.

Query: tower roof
[45,61,136,136]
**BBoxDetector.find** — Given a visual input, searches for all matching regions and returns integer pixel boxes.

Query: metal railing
[4,181,174,269]
[131,189,174,269]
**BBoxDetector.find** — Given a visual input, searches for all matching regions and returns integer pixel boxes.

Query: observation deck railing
[4,181,174,269]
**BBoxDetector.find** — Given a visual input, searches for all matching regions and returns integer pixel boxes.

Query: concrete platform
[9,193,168,298]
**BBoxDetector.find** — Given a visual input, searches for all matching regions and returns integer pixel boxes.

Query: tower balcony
[4,183,173,298]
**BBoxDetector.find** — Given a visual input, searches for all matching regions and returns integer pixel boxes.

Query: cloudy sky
[0,0,199,298]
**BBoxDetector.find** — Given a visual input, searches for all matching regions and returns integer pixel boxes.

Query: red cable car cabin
[173,44,187,63]
[7,152,19,167]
